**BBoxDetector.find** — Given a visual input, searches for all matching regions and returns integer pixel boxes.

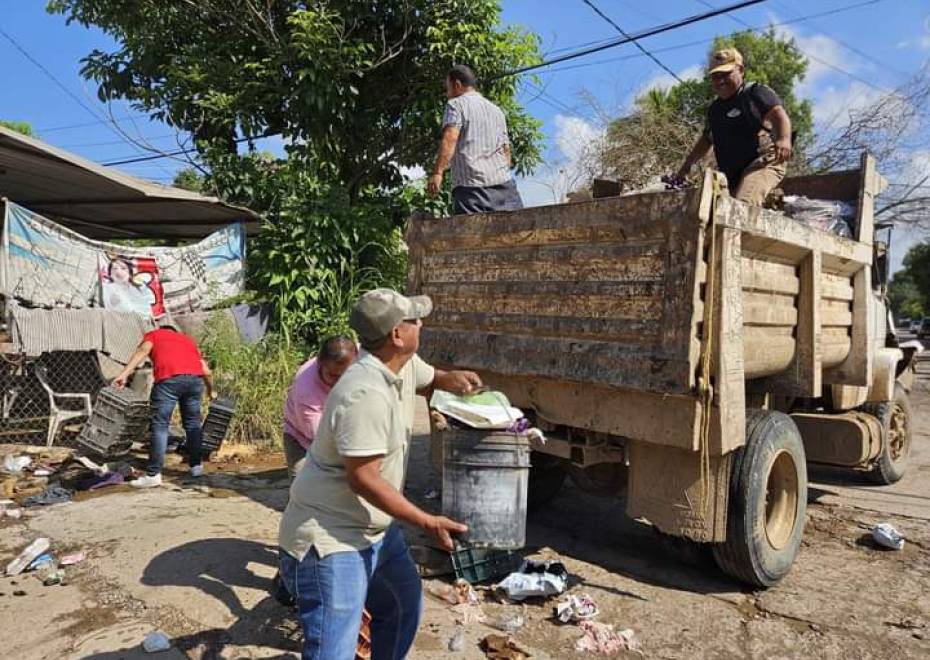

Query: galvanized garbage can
[440,424,530,550]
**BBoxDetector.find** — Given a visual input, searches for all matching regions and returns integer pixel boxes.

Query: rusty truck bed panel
[407,190,705,395]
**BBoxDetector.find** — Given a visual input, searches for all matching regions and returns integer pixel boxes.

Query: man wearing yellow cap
[675,48,793,205]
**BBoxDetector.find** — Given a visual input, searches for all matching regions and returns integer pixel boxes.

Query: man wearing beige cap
[676,47,793,205]
[278,288,481,659]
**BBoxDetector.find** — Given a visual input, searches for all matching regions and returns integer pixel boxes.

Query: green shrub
[199,312,307,447]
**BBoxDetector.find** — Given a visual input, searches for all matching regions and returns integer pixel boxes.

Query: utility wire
[695,0,891,93]
[490,0,770,80]
[536,0,893,77]
[580,0,684,82]
[37,114,155,133]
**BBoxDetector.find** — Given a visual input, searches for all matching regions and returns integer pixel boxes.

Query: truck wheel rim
[889,404,908,461]
[765,449,799,550]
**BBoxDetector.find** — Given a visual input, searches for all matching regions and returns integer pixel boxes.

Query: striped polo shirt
[442,91,512,189]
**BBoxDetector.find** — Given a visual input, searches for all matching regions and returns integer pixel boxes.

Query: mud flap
[626,440,731,543]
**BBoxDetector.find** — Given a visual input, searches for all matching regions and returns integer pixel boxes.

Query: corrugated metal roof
[0,126,260,239]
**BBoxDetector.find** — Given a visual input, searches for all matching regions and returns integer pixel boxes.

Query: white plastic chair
[33,365,93,447]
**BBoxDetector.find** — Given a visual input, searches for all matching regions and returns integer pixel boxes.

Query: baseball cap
[350,288,433,344]
[156,313,180,330]
[707,48,743,76]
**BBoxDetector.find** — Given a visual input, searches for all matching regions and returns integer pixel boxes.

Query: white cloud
[811,81,884,127]
[522,113,606,205]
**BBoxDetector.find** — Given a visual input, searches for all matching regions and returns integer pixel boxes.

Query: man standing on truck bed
[675,48,793,205]
[427,64,524,214]
[278,288,482,659]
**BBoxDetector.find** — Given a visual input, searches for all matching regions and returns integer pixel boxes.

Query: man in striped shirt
[427,64,524,215]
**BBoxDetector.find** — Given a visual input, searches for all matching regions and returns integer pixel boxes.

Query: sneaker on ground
[130,473,162,488]
[190,465,204,478]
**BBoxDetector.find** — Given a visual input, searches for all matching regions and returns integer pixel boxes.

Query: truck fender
[866,347,904,403]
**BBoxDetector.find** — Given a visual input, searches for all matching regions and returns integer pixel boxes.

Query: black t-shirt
[705,82,782,187]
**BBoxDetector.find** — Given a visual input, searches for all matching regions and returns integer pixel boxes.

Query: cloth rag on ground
[22,485,73,507]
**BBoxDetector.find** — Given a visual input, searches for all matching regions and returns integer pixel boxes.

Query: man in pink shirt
[282,335,358,478]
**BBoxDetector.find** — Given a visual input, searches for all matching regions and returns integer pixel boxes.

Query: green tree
[0,120,35,137]
[598,28,814,190]
[49,0,543,342]
[48,0,542,195]
[902,242,930,313]
[887,271,924,320]
[172,167,204,193]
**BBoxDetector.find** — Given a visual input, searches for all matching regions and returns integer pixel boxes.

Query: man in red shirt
[114,316,215,488]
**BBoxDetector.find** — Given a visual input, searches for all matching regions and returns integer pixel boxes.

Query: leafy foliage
[50,0,542,349]
[197,312,305,447]
[48,0,543,194]
[0,120,35,137]
[898,242,930,317]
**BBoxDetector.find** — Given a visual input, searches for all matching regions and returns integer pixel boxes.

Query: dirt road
[2,360,929,659]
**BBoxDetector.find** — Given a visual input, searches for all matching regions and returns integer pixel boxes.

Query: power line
[695,0,891,93]
[36,114,155,133]
[101,134,270,166]
[535,0,893,77]
[580,0,683,82]
[490,0,771,80]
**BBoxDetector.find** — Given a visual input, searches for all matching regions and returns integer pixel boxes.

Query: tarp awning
[0,126,260,240]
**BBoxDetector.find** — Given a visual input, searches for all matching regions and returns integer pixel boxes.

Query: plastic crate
[77,386,151,458]
[201,397,235,455]
[449,544,522,584]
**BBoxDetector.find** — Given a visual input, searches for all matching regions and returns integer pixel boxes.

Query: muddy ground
[1,358,929,659]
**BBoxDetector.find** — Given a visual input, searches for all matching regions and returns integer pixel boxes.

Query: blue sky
[2,0,929,267]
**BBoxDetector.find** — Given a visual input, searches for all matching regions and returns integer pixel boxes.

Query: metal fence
[0,350,109,447]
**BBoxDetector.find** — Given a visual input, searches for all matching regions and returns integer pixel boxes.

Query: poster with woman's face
[98,254,165,317]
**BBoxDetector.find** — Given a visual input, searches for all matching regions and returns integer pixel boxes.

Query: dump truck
[406,153,918,587]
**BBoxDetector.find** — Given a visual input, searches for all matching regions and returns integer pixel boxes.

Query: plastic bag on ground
[872,523,905,550]
[1,455,32,475]
[142,631,172,653]
[497,560,568,601]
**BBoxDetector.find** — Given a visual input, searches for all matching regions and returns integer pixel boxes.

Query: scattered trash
[74,456,107,475]
[575,621,637,656]
[525,428,545,445]
[41,569,64,586]
[451,602,486,625]
[6,537,51,576]
[3,508,23,519]
[448,628,465,652]
[480,633,532,660]
[0,498,14,508]
[872,523,905,551]
[488,611,525,634]
[22,486,73,507]
[428,578,480,605]
[142,631,172,653]
[27,553,55,571]
[59,552,86,566]
[1,455,32,475]
[555,592,599,623]
[497,560,568,601]
[423,488,440,500]
[77,471,125,491]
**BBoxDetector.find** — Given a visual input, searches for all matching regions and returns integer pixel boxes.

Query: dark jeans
[279,524,422,660]
[452,178,524,215]
[148,375,204,476]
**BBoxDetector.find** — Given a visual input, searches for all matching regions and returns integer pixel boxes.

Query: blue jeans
[148,375,204,476]
[279,524,422,660]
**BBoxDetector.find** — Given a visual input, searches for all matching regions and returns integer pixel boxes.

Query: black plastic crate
[201,397,235,455]
[77,386,151,458]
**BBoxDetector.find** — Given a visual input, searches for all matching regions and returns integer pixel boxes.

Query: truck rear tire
[527,452,567,511]
[863,383,912,485]
[713,410,807,588]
